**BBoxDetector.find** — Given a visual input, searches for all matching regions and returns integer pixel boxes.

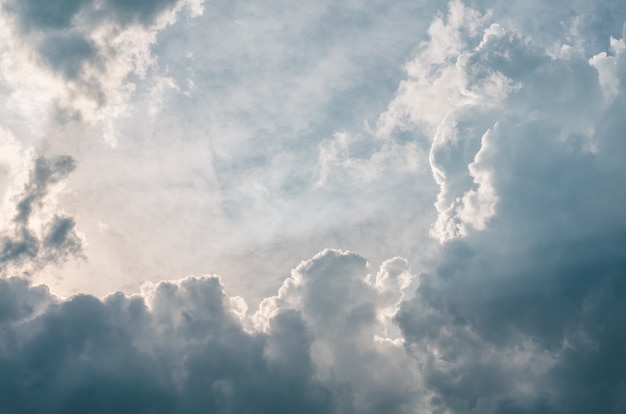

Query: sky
[0,0,625,413]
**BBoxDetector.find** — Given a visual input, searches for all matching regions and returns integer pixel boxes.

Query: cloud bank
[0,251,424,413]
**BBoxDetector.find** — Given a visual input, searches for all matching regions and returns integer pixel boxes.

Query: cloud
[0,0,204,144]
[253,250,427,413]
[376,0,622,243]
[1,154,83,277]
[0,249,429,413]
[1,1,626,413]
[377,2,626,412]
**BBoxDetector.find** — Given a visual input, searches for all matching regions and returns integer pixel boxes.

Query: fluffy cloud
[255,250,425,413]
[381,2,626,413]
[377,0,624,243]
[1,1,626,413]
[0,250,427,413]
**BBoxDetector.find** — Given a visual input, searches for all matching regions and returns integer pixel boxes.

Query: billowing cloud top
[1,0,626,413]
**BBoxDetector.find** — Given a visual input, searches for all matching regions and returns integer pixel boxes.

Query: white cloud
[254,249,426,412]
[589,34,626,102]
[0,0,205,145]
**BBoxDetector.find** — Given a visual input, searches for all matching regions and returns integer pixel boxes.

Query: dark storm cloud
[0,155,82,275]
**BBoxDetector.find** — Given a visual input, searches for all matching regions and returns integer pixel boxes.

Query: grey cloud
[0,249,427,413]
[6,0,181,32]
[0,269,341,413]
[38,31,98,80]
[42,215,82,258]
[1,155,82,275]
[398,228,626,413]
[102,0,182,26]
[7,0,85,31]
[0,292,177,414]
[0,229,39,267]
[392,6,626,413]
[15,155,76,224]
[1,0,192,123]
[0,277,54,325]
[257,250,424,413]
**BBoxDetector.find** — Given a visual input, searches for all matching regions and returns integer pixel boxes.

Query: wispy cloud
[0,0,204,144]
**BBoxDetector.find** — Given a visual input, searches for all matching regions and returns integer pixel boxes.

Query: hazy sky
[1,0,626,413]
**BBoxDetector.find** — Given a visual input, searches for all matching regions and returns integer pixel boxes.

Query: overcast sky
[1,0,626,413]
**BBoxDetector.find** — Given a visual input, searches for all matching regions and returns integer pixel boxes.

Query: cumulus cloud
[254,250,425,414]
[377,1,518,242]
[2,1,626,413]
[0,250,428,413]
[376,0,622,243]
[376,2,626,412]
